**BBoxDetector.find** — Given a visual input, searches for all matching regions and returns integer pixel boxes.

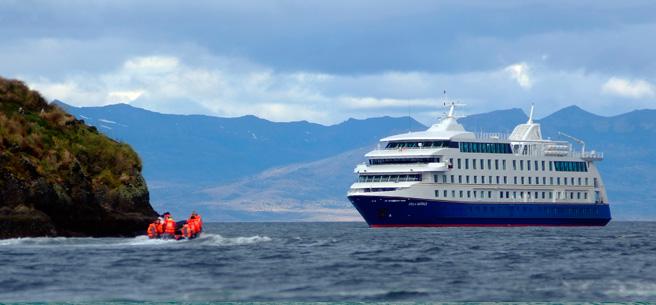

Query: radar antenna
[558,131,585,154]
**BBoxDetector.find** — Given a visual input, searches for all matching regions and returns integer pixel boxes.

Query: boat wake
[0,233,272,248]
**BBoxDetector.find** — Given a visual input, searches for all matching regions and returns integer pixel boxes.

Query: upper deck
[367,104,603,161]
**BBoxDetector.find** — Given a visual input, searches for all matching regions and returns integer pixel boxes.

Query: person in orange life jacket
[180,223,193,239]
[190,211,202,233]
[156,217,164,235]
[187,213,201,237]
[162,212,176,237]
[147,218,162,239]
[186,216,197,237]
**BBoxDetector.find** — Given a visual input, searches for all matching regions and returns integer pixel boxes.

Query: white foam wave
[606,280,656,297]
[196,233,272,246]
[0,233,272,248]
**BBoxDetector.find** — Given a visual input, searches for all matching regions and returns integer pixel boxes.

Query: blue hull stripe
[348,195,611,227]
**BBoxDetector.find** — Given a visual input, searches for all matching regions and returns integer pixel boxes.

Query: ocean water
[1,221,656,302]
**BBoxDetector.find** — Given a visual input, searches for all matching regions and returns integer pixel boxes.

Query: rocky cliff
[0,77,157,238]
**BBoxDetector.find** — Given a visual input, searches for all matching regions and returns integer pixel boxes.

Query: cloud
[601,77,655,99]
[505,63,532,89]
[21,52,656,126]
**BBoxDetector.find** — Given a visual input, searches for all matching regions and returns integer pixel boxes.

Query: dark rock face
[0,77,157,238]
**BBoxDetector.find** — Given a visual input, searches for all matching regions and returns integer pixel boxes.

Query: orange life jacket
[186,219,196,234]
[180,224,192,239]
[164,217,176,234]
[156,222,163,234]
[196,215,203,232]
[147,223,159,238]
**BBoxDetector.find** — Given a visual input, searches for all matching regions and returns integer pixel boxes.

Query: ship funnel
[509,104,542,141]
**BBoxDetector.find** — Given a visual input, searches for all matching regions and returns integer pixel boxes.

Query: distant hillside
[58,101,656,220]
[57,101,425,185]
[0,78,156,238]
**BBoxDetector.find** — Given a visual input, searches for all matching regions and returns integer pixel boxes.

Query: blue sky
[1,0,655,124]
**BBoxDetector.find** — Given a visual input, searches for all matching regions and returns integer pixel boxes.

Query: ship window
[514,177,517,184]
[452,190,456,198]
[584,192,588,200]
[442,175,447,184]
[451,175,455,183]
[578,177,582,185]
[549,192,553,199]
[577,192,581,199]
[369,157,440,165]
[449,158,454,168]
[481,176,485,184]
[541,161,545,171]
[488,191,492,198]
[542,192,546,199]
[528,177,532,184]
[480,159,485,169]
[550,177,554,185]
[487,159,491,170]
[503,160,507,170]
[554,161,588,172]
[571,177,575,185]
[506,191,510,198]
[534,161,539,171]
[557,177,561,185]
[457,159,462,169]
[385,141,458,149]
[459,142,512,154]
[444,190,448,197]
[542,177,546,185]
[535,191,538,199]
[520,192,524,199]
[520,160,524,171]
[435,190,439,197]
[495,159,499,170]
[500,191,504,198]
[480,191,484,198]
[513,160,517,170]
[473,176,477,184]
[459,190,463,198]
[434,175,439,183]
[472,159,477,169]
[527,160,531,171]
[466,176,470,184]
[513,191,517,199]
[534,177,538,185]
[467,191,471,198]
[465,159,469,170]
[585,177,589,185]
[504,176,508,184]
[459,175,463,184]
[570,192,574,199]
[564,177,568,185]
[359,174,422,183]
[496,176,500,184]
[549,161,553,171]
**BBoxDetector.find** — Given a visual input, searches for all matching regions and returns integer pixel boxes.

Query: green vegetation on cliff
[0,77,157,238]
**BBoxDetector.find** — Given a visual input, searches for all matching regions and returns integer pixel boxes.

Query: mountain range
[56,101,656,221]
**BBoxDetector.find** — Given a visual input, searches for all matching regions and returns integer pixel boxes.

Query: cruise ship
[347,104,611,227]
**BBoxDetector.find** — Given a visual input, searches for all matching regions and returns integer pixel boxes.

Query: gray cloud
[1,1,655,124]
